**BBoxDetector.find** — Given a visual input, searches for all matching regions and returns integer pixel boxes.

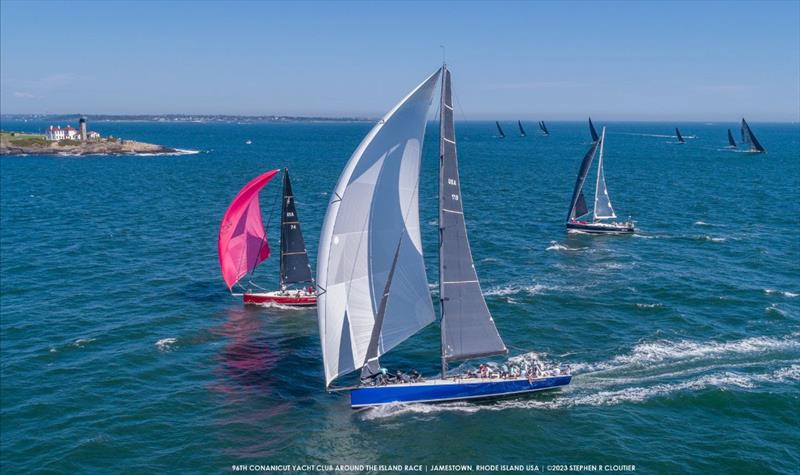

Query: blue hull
[350,375,571,408]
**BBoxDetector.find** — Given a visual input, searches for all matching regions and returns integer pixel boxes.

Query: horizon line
[1,113,798,124]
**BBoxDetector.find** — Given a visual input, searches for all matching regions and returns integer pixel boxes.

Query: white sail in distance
[316,69,441,387]
[593,127,617,220]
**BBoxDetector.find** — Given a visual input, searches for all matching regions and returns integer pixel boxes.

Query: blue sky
[1,1,798,120]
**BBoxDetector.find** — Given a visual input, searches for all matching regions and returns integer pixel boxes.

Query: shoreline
[0,131,189,156]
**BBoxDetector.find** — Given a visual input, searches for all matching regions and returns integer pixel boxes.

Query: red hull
[243,292,317,307]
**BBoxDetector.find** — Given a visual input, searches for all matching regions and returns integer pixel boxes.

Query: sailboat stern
[350,375,572,408]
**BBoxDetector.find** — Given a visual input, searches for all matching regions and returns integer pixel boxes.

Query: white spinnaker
[317,69,441,387]
[593,128,617,220]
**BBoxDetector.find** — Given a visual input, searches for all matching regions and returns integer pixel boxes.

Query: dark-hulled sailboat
[727,128,737,148]
[518,120,527,137]
[566,127,635,234]
[539,120,550,136]
[589,117,599,142]
[495,121,506,138]
[219,168,316,307]
[675,128,685,144]
[740,118,766,153]
[317,66,570,409]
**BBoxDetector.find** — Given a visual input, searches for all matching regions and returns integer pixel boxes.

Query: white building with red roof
[45,125,80,141]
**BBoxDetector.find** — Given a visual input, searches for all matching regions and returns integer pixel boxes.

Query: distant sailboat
[518,120,527,137]
[727,128,737,148]
[675,128,685,144]
[219,168,316,306]
[539,121,550,136]
[495,121,506,138]
[740,118,766,153]
[245,140,252,145]
[317,66,571,409]
[566,127,635,234]
[588,117,599,142]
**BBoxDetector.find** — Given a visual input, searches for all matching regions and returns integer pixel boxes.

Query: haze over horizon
[1,1,798,122]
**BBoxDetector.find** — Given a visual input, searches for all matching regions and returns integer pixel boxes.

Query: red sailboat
[218,168,316,307]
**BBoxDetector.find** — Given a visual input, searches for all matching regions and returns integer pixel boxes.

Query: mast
[439,66,506,378]
[279,168,314,289]
[592,127,616,221]
[593,128,605,221]
[439,67,447,377]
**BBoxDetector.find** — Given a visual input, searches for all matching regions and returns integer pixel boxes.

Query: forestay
[316,69,440,387]
[439,67,506,365]
[593,128,616,220]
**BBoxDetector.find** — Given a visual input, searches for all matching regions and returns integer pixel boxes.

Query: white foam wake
[361,365,800,419]
[572,334,800,374]
[484,283,581,297]
[546,241,584,251]
[133,148,201,157]
[764,289,799,298]
[155,337,178,351]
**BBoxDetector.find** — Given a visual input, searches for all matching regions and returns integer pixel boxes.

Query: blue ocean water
[1,119,798,473]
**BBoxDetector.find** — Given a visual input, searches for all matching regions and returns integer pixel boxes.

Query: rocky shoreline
[0,139,182,156]
[0,129,187,156]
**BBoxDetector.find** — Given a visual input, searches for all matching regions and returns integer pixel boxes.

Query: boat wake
[764,289,798,298]
[617,132,675,138]
[155,337,178,351]
[570,334,800,373]
[693,235,727,242]
[361,334,800,419]
[546,241,586,251]
[484,283,583,297]
[134,148,201,157]
[253,302,311,311]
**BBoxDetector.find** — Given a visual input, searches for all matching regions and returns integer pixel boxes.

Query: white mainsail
[317,69,441,387]
[593,127,617,220]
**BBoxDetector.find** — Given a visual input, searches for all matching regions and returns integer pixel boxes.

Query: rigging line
[249,170,283,280]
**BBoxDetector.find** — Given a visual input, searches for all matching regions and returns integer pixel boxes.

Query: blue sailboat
[727,128,737,148]
[675,127,685,144]
[518,120,527,137]
[566,127,635,234]
[495,121,506,138]
[316,66,571,409]
[539,120,550,136]
[740,118,766,153]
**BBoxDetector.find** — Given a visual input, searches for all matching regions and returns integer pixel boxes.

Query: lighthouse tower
[79,117,87,141]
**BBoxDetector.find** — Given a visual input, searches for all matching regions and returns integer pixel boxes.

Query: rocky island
[0,131,181,156]
[1,117,184,156]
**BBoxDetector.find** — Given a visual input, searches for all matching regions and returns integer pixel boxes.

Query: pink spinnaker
[218,169,280,290]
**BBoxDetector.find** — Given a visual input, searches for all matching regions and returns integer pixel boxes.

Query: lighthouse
[79,117,87,141]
